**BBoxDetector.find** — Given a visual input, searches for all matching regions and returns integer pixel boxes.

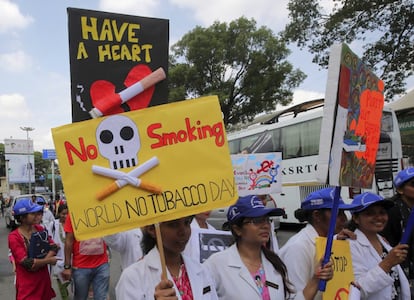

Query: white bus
[227,99,403,225]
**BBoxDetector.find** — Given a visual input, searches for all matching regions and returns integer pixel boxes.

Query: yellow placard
[52,96,238,240]
[316,237,354,300]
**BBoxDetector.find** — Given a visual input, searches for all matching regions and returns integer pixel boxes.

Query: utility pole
[20,127,35,194]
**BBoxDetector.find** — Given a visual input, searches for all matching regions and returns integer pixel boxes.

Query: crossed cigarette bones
[92,156,161,200]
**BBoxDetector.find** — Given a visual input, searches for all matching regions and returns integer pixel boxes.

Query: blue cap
[301,187,360,210]
[13,198,43,216]
[394,167,414,188]
[36,197,46,205]
[227,195,285,223]
[350,192,394,213]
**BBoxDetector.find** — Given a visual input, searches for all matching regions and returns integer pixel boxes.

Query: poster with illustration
[68,8,169,122]
[231,153,282,196]
[4,139,35,184]
[317,43,384,187]
[52,96,237,240]
[316,237,355,300]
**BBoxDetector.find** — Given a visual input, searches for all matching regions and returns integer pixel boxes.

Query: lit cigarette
[92,156,161,200]
[89,67,166,118]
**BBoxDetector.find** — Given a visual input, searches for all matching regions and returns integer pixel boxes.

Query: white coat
[350,229,411,300]
[47,219,66,276]
[115,247,218,300]
[279,224,322,300]
[183,218,217,260]
[204,244,304,299]
[42,208,56,228]
[103,228,143,270]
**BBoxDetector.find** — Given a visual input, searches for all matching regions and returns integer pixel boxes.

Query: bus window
[281,118,322,158]
[381,111,393,132]
[228,138,240,154]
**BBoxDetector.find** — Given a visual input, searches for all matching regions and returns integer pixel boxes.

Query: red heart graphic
[90,64,154,117]
[124,64,155,111]
[90,80,124,115]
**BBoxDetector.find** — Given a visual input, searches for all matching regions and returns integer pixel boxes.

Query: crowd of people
[6,166,414,299]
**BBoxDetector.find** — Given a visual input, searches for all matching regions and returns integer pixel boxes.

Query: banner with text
[231,153,282,196]
[68,8,169,122]
[52,96,237,240]
[316,237,354,300]
[317,43,384,187]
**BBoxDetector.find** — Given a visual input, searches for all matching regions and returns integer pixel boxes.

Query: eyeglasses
[243,216,271,225]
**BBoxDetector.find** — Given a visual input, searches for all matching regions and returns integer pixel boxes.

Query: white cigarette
[119,67,166,104]
[92,156,159,188]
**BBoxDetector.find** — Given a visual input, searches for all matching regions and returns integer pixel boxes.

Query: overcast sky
[0,0,412,151]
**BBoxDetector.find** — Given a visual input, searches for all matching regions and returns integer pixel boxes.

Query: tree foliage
[169,17,306,126]
[283,0,414,99]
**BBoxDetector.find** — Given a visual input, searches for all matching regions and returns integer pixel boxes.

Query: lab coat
[103,228,143,270]
[183,218,217,260]
[204,244,304,299]
[279,224,322,300]
[350,229,411,300]
[42,208,56,228]
[115,247,218,300]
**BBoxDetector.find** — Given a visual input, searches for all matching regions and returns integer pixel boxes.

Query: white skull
[96,115,140,169]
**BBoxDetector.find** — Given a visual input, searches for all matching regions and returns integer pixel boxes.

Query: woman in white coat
[204,195,333,300]
[47,204,71,299]
[115,216,218,300]
[348,192,410,299]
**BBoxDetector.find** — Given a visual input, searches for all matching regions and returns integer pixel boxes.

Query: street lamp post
[5,159,10,197]
[20,126,35,194]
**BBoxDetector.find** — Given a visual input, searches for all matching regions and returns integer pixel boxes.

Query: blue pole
[318,186,341,291]
[401,208,414,244]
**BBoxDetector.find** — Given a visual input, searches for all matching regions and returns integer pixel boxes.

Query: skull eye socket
[120,126,134,141]
[100,130,114,144]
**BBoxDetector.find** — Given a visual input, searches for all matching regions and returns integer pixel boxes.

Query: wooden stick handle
[155,223,168,281]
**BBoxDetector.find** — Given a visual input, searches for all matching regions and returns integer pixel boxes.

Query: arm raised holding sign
[278,188,359,300]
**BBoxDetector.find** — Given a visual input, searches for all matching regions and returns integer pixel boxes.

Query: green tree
[169,17,306,126]
[33,152,62,194]
[34,151,49,186]
[283,0,413,98]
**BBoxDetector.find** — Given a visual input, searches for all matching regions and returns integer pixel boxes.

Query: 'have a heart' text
[76,16,153,63]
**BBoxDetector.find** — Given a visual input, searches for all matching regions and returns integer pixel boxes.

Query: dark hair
[141,226,156,255]
[229,217,294,298]
[262,246,295,298]
[294,208,311,223]
[15,214,23,223]
[57,204,68,214]
[294,208,332,224]
[345,218,358,231]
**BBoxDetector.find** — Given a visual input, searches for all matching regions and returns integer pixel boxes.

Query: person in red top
[8,198,58,300]
[62,213,110,300]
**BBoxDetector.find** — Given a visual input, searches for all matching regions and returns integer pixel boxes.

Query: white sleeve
[350,241,393,297]
[103,232,126,252]
[279,242,315,296]
[115,265,146,300]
